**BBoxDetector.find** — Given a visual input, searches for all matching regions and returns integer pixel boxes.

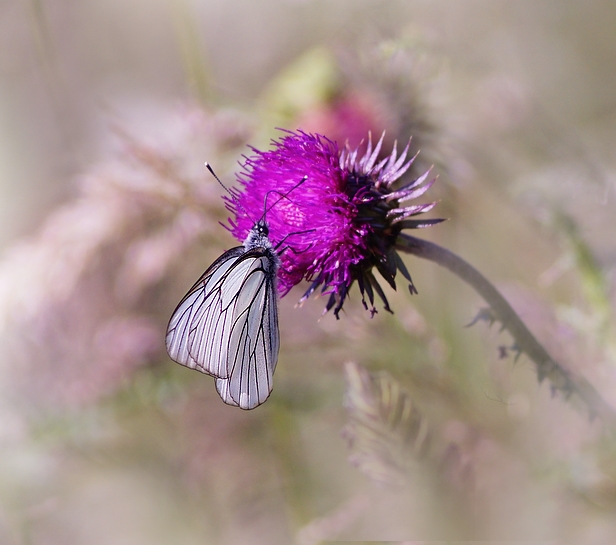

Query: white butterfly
[166,219,280,410]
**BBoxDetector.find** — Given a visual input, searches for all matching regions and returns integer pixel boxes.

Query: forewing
[214,378,238,407]
[216,251,280,409]
[165,246,245,377]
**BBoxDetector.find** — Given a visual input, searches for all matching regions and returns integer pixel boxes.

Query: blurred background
[1,0,616,543]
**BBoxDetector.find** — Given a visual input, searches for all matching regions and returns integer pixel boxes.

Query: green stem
[396,233,616,427]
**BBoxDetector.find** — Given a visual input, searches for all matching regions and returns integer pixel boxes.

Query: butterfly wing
[166,246,280,409]
[215,253,279,409]
[166,246,245,377]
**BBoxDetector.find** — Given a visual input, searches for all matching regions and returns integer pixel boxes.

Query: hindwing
[166,246,280,409]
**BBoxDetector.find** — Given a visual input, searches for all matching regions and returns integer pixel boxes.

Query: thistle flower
[226,129,443,317]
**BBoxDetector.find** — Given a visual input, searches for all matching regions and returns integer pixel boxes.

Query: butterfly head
[243,219,273,251]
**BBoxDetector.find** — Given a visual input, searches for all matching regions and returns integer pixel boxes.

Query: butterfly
[166,218,280,410]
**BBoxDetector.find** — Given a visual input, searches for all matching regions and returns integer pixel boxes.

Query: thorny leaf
[465,307,497,328]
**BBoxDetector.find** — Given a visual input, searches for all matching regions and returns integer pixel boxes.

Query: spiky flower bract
[226,129,443,317]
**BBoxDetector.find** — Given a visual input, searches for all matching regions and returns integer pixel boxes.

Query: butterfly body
[166,220,280,409]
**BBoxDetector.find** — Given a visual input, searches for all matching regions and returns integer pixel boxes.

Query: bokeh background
[2,1,616,543]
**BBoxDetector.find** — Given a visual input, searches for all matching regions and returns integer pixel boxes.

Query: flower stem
[397,233,616,427]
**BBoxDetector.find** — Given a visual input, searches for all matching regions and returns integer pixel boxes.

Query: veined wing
[166,246,245,377]
[166,246,280,409]
[215,249,280,409]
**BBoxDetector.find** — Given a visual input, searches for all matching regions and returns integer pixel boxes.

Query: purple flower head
[226,129,443,317]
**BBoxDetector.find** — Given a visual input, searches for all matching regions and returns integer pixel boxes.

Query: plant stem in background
[397,233,616,428]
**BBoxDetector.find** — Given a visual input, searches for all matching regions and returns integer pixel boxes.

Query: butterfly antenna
[262,175,309,221]
[205,162,257,224]
[205,162,231,194]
